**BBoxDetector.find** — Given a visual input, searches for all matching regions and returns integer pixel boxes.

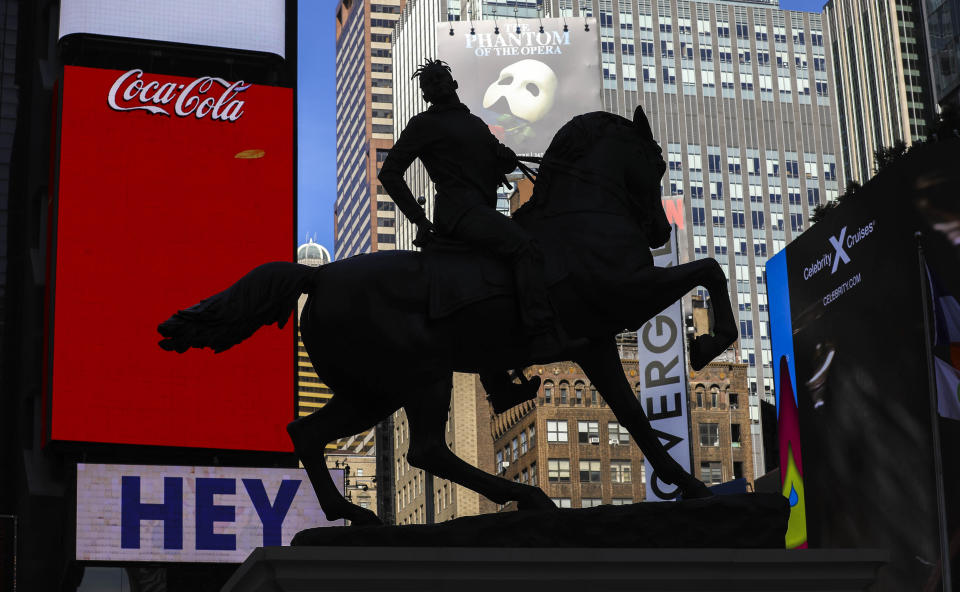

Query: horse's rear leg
[577,341,712,499]
[286,395,386,525]
[405,376,556,511]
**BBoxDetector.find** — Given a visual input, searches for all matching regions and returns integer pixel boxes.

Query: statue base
[223,546,887,591]
[222,495,886,590]
[292,493,787,549]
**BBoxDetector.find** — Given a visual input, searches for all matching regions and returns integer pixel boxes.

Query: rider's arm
[378,118,431,225]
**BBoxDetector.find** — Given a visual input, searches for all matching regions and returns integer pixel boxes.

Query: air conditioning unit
[498,461,510,474]
[609,438,619,445]
[589,435,600,444]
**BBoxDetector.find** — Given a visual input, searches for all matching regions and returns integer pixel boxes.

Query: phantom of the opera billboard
[437,18,602,155]
[50,65,294,452]
[767,139,960,589]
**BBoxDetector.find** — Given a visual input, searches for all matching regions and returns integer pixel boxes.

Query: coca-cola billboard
[107,69,251,121]
[51,65,294,452]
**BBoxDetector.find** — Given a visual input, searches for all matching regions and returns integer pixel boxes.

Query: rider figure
[377,59,559,411]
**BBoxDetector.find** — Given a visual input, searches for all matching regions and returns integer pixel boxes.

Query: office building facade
[392,0,845,475]
[334,0,405,259]
[922,0,960,109]
[825,0,936,185]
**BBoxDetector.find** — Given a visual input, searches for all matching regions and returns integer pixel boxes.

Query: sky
[296,0,826,254]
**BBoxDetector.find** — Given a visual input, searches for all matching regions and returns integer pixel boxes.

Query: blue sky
[297,0,826,253]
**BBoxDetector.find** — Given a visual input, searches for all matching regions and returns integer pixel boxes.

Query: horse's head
[523,107,670,247]
[626,105,671,248]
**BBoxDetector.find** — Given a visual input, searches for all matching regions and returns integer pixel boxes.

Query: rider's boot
[481,370,542,414]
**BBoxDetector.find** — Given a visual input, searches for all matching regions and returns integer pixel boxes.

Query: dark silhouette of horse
[158,107,737,526]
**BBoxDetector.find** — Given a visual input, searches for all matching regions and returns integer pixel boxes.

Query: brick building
[687,298,755,488]
[492,338,649,508]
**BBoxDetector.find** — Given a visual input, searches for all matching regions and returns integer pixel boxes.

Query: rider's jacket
[378,102,517,234]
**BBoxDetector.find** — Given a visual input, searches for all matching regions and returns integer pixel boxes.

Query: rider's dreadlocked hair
[412,59,456,103]
[412,59,452,83]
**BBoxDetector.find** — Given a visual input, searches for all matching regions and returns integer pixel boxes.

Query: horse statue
[158,106,738,526]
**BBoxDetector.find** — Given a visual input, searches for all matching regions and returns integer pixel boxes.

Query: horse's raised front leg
[286,394,384,526]
[623,258,737,371]
[576,340,712,499]
[404,375,556,511]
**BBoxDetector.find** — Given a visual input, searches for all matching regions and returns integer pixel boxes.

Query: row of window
[497,424,537,466]
[546,420,631,446]
[547,458,637,484]
[697,422,743,447]
[543,380,605,406]
[551,497,636,508]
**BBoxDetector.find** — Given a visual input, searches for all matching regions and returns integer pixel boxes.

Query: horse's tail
[158,261,316,354]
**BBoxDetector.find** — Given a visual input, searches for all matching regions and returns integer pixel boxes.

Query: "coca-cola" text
[107,69,250,122]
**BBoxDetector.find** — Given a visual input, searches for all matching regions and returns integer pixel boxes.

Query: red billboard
[51,65,294,452]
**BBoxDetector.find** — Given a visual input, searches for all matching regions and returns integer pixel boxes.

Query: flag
[928,266,960,420]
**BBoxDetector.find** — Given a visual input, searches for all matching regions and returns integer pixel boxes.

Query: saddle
[422,237,567,319]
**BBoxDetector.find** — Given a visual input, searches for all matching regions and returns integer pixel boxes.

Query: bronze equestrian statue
[159,103,738,527]
[378,60,566,413]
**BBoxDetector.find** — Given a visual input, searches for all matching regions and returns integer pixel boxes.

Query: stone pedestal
[222,546,888,591]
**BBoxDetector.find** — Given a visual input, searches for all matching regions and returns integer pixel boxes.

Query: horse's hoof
[516,488,557,511]
[677,475,713,499]
[346,507,384,526]
[689,331,737,371]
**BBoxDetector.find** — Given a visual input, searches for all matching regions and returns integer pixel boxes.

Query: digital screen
[75,463,342,563]
[59,0,286,58]
[766,139,960,588]
[638,230,692,501]
[52,65,294,452]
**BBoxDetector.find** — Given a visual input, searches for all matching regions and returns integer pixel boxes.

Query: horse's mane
[516,112,643,216]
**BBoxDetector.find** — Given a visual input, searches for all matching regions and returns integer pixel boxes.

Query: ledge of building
[223,546,888,591]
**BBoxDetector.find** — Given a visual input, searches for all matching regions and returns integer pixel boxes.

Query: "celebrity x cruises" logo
[803,220,876,281]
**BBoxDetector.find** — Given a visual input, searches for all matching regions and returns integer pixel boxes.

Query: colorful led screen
[51,65,294,452]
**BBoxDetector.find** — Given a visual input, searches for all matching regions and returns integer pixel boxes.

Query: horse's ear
[633,105,655,142]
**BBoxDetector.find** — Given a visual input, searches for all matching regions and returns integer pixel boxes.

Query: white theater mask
[482,59,558,123]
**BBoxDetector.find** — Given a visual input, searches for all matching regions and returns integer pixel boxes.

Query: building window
[551,498,572,508]
[530,462,538,486]
[579,459,602,483]
[547,420,568,442]
[578,421,600,444]
[548,459,571,483]
[733,461,744,480]
[544,381,553,403]
[731,424,742,447]
[699,423,720,447]
[610,460,632,483]
[582,498,602,508]
[607,422,629,445]
[520,431,528,454]
[695,386,704,408]
[511,437,519,461]
[559,382,569,404]
[528,424,536,448]
[729,393,739,409]
[521,468,529,484]
[574,382,584,405]
[700,461,723,485]
[710,386,719,408]
[611,498,633,505]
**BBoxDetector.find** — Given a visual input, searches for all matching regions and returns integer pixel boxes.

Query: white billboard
[639,230,693,501]
[437,18,602,155]
[75,463,341,563]
[59,0,286,58]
